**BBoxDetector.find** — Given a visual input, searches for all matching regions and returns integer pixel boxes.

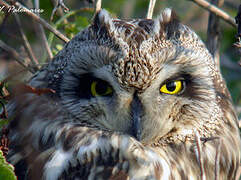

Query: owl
[6,8,241,180]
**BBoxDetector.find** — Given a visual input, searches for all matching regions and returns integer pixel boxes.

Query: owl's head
[38,9,230,145]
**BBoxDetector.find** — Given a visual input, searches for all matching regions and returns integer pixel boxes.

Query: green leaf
[56,44,63,51]
[76,16,89,31]
[0,150,17,180]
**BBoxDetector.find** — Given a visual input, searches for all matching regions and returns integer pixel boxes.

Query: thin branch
[95,0,102,12]
[194,131,206,180]
[215,138,221,180]
[50,0,69,21]
[0,0,69,43]
[189,0,237,27]
[235,5,241,38]
[0,127,9,157]
[47,8,94,50]
[234,5,241,67]
[0,101,8,119]
[34,0,53,60]
[50,0,68,24]
[146,0,156,19]
[0,40,35,73]
[38,26,54,60]
[14,13,39,68]
[206,0,223,68]
[15,83,56,96]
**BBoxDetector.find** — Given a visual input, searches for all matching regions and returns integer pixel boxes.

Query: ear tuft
[92,9,115,34]
[161,8,174,23]
[153,8,179,38]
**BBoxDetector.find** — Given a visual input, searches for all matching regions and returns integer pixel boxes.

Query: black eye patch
[73,74,113,99]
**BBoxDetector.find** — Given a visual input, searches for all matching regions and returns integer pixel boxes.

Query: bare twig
[0,101,8,119]
[0,95,10,101]
[234,5,241,66]
[47,8,93,54]
[0,69,29,101]
[0,0,69,43]
[206,0,223,68]
[95,0,102,12]
[146,0,156,19]
[215,138,221,180]
[235,5,241,39]
[50,0,68,24]
[0,127,9,156]
[38,28,54,60]
[15,83,56,96]
[34,0,53,60]
[14,14,39,68]
[194,131,206,180]
[0,81,10,99]
[189,0,237,27]
[50,0,69,21]
[0,40,35,73]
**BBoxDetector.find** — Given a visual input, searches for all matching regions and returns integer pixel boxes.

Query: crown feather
[92,9,115,37]
[153,8,180,39]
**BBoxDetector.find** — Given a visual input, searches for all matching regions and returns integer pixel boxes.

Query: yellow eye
[160,80,183,95]
[90,81,113,97]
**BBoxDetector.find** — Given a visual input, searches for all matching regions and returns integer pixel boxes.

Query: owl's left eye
[160,80,184,95]
[90,80,113,97]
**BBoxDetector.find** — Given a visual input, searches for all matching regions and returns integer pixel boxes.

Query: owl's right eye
[160,80,184,95]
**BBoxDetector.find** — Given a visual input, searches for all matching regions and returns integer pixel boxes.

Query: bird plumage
[7,8,240,180]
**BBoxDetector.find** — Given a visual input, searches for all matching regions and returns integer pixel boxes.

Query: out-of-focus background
[0,0,240,119]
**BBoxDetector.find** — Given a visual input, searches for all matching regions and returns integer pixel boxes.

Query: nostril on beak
[130,92,142,141]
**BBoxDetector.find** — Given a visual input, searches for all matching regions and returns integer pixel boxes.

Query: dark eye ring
[90,80,113,97]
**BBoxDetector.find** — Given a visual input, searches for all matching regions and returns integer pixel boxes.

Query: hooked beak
[130,92,143,141]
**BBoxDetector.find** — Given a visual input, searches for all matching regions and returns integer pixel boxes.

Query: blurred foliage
[0,150,16,180]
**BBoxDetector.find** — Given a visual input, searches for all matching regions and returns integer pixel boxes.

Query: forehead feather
[89,9,213,90]
[56,8,215,92]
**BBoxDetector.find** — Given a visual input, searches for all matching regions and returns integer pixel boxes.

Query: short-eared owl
[7,8,240,180]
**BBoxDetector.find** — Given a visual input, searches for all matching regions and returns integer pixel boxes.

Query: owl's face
[8,8,240,180]
[52,9,222,144]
